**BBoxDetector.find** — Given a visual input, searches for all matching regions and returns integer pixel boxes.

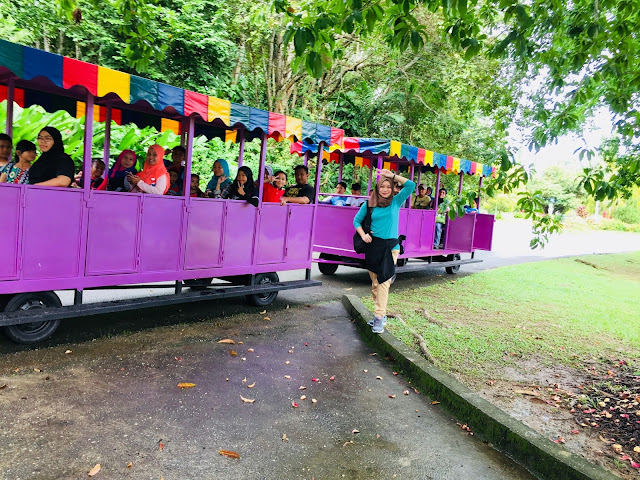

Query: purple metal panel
[0,185,20,279]
[444,213,475,252]
[138,196,184,273]
[313,204,359,252]
[256,204,287,264]
[420,210,436,252]
[285,205,314,262]
[184,198,224,269]
[22,187,83,279]
[472,213,495,251]
[222,201,256,266]
[85,192,140,275]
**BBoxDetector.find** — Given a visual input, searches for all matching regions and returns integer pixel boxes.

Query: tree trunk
[231,39,245,86]
[57,31,64,55]
[43,27,50,52]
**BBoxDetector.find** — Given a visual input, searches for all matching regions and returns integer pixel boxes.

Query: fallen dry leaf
[159,443,164,450]
[392,372,398,376]
[285,361,290,365]
[247,348,254,353]
[344,287,353,291]
[126,462,133,468]
[219,450,241,459]
[403,390,409,395]
[300,395,307,400]
[432,401,440,405]
[388,394,396,398]
[343,440,354,447]
[33,368,41,373]
[0,384,6,390]
[352,429,360,434]
[363,369,368,373]
[376,434,381,439]
[240,395,255,404]
[177,383,196,388]
[264,317,271,321]
[242,377,247,383]
[304,342,309,346]
[282,434,288,442]
[64,350,72,354]
[369,353,378,356]
[291,402,299,408]
[218,339,235,344]
[299,386,306,390]
[514,389,539,396]
[634,446,640,453]
[259,310,267,314]
[229,350,238,356]
[284,375,291,379]
[88,464,101,477]
[376,376,383,380]
[486,380,496,386]
[311,398,317,403]
[312,378,319,382]
[247,382,256,388]
[288,350,294,354]
[612,444,623,454]
[330,376,335,381]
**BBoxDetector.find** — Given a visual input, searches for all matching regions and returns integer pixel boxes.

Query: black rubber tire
[184,278,214,290]
[445,254,461,275]
[2,291,62,344]
[318,254,339,275]
[246,272,279,307]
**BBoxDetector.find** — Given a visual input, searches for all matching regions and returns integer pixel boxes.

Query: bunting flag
[0,39,344,146]
[289,137,497,178]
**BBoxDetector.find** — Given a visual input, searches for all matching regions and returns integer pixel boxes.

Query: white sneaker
[368,316,386,327]
[372,316,385,334]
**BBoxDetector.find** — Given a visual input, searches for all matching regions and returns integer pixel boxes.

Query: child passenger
[216,166,259,206]
[0,133,12,171]
[190,174,204,198]
[263,170,287,202]
[205,159,231,197]
[0,140,35,184]
[75,159,105,189]
[97,150,137,191]
[166,168,182,196]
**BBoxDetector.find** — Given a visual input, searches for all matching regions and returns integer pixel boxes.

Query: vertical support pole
[236,129,245,168]
[82,94,95,193]
[312,143,324,205]
[177,116,195,279]
[306,141,325,266]
[338,153,343,182]
[367,163,373,194]
[407,162,415,209]
[477,177,483,208]
[434,169,441,210]
[458,172,464,195]
[102,104,112,175]
[5,78,15,137]
[257,133,267,203]
[175,280,183,294]
[73,290,83,305]
[180,118,187,147]
[303,151,309,167]
[376,154,383,181]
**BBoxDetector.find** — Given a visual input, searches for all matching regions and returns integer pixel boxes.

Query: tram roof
[292,137,497,178]
[0,39,344,146]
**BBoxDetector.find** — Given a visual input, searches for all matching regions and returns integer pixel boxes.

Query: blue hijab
[206,159,231,191]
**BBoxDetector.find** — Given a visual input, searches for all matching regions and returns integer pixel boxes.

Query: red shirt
[263,183,285,202]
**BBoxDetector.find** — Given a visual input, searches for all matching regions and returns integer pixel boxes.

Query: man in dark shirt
[280,165,315,205]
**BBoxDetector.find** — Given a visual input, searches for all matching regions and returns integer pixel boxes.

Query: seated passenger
[190,173,204,198]
[164,145,186,180]
[216,166,259,206]
[28,127,75,187]
[0,139,35,184]
[127,144,170,195]
[425,186,434,208]
[263,170,287,202]
[165,168,182,196]
[412,184,431,209]
[75,159,105,189]
[280,165,315,205]
[321,181,349,206]
[97,149,137,191]
[0,133,12,171]
[464,198,479,213]
[434,188,450,249]
[255,165,274,188]
[346,183,366,207]
[205,159,231,197]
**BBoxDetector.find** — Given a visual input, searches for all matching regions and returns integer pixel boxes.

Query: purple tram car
[0,40,344,344]
[293,137,496,275]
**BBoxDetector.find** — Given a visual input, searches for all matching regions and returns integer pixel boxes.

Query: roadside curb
[341,294,618,480]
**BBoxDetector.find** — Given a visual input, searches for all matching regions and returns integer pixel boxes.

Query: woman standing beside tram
[354,168,414,334]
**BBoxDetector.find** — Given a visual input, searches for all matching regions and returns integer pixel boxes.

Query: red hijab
[138,144,169,194]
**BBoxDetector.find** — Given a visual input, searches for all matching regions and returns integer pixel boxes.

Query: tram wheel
[247,272,279,307]
[445,254,461,275]
[2,292,62,344]
[318,254,339,275]
[184,278,213,290]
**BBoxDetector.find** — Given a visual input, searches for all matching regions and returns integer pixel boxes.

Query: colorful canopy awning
[0,40,344,145]
[292,137,496,177]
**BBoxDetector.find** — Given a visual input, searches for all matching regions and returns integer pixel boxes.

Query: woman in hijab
[205,159,231,197]
[28,127,75,187]
[353,168,414,334]
[127,144,170,195]
[216,166,259,207]
[97,149,137,191]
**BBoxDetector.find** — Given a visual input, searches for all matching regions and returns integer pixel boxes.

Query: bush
[614,202,640,225]
[576,205,589,218]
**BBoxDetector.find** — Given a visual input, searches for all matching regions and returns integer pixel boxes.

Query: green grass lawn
[369,252,640,379]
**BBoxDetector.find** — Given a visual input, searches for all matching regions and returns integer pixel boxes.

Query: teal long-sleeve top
[353,180,415,251]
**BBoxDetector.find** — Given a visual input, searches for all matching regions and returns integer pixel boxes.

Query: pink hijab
[138,144,169,194]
